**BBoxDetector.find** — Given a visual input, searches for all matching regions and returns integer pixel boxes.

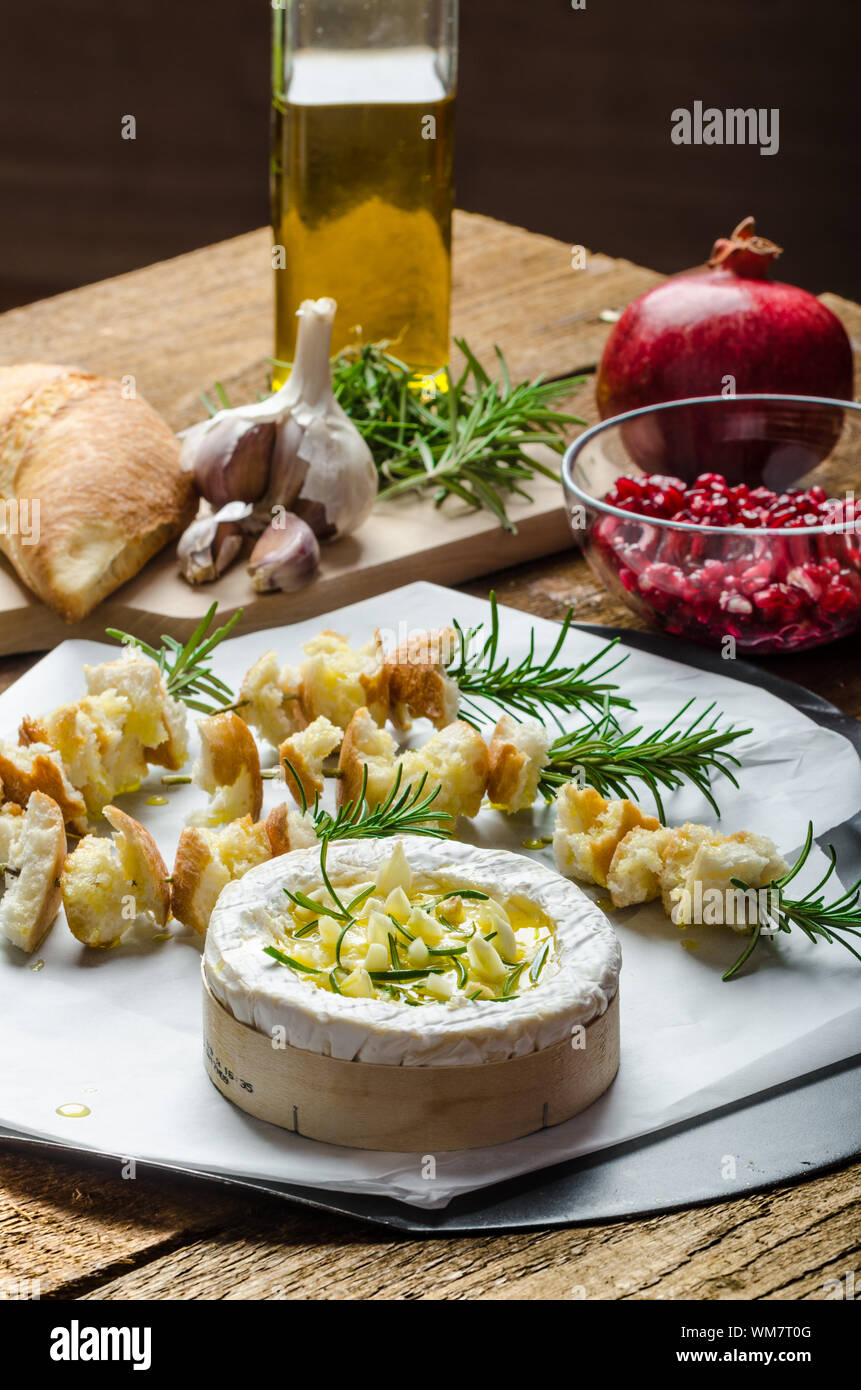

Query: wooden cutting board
[0,212,664,653]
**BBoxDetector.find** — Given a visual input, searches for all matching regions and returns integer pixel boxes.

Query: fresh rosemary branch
[539,698,750,821]
[106,601,241,715]
[329,339,586,533]
[724,824,861,981]
[448,591,632,730]
[283,757,452,844]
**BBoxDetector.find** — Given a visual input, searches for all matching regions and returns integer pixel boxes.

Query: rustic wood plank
[67,1166,859,1301]
[0,1144,258,1297]
[2,1129,856,1300]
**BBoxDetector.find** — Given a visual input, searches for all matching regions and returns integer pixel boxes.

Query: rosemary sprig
[530,943,550,984]
[539,698,749,821]
[503,960,529,997]
[368,968,450,986]
[106,601,241,715]
[284,757,453,846]
[448,591,632,730]
[330,339,586,534]
[723,824,861,981]
[263,946,321,974]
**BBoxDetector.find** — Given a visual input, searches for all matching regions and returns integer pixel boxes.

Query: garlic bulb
[177,502,252,584]
[179,298,377,542]
[248,513,320,592]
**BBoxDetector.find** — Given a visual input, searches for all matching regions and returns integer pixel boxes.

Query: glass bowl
[561,395,861,655]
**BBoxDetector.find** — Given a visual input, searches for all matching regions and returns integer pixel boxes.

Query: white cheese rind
[204,836,621,1067]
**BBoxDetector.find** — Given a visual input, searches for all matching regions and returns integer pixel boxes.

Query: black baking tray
[2,626,859,1234]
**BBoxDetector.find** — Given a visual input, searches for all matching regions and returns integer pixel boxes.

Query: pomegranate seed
[611,476,646,500]
[720,592,753,616]
[753,584,787,615]
[787,567,823,601]
[822,580,853,613]
[595,470,861,651]
[646,474,686,493]
[739,562,772,594]
[695,472,726,491]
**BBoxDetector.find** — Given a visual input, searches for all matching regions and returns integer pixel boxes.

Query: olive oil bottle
[271,6,457,388]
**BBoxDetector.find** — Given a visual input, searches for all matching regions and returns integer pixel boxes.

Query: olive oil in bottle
[271,46,455,388]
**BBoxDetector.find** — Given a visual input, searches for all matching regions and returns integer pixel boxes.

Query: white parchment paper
[0,582,859,1209]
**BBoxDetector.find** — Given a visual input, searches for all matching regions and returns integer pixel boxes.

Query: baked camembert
[205,836,620,1067]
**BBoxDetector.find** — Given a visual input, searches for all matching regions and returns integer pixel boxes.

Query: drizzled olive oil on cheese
[267,878,557,1007]
[271,48,454,386]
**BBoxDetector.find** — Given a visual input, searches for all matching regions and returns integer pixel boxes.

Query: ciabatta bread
[0,363,194,621]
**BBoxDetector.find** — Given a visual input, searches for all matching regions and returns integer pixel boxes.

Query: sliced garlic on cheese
[425,971,455,1001]
[407,905,443,946]
[408,936,430,967]
[385,886,411,923]
[366,911,391,946]
[468,935,506,982]
[341,966,373,999]
[376,841,411,896]
[364,942,389,972]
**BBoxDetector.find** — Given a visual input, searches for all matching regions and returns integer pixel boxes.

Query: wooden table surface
[1,213,859,1301]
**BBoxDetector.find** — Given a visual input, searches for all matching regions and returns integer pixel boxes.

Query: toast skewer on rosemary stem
[283,758,452,846]
[106,602,242,715]
[724,823,861,980]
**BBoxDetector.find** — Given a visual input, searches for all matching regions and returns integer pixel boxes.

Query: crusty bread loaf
[0,363,195,622]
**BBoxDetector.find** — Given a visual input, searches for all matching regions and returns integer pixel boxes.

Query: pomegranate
[596,218,854,479]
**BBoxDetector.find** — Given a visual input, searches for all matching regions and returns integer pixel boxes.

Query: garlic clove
[293,496,335,540]
[246,415,310,537]
[266,414,308,511]
[177,501,252,584]
[189,416,275,508]
[247,514,320,593]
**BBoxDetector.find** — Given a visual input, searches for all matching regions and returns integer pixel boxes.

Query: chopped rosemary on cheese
[265,844,557,1005]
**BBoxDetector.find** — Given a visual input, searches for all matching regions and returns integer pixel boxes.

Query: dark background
[1,0,858,312]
